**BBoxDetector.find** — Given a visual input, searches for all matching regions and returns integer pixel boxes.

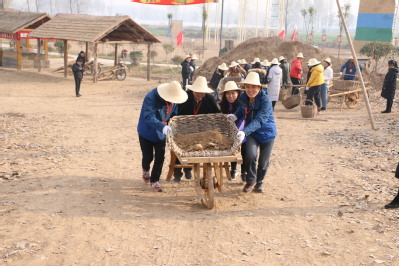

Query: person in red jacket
[289,53,304,95]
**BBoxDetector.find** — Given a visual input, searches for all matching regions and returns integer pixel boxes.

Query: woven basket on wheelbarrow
[167,114,241,158]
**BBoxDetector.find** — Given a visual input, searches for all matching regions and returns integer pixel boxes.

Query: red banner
[176,30,184,46]
[131,0,217,5]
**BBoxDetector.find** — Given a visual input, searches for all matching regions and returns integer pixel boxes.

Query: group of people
[138,72,276,193]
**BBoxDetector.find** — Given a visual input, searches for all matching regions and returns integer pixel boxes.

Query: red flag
[278,30,285,38]
[291,28,297,40]
[176,30,184,46]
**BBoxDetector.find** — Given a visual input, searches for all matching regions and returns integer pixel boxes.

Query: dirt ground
[1,67,398,265]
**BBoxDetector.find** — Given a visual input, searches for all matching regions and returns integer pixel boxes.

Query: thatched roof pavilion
[30,14,161,82]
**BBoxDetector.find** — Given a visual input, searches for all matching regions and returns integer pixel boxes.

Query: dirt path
[1,68,398,265]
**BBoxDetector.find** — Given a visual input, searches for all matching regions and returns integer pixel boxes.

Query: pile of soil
[174,130,233,152]
[195,37,333,80]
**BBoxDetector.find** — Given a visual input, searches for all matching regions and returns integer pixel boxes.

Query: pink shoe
[142,170,150,184]
[317,111,323,115]
[151,182,163,192]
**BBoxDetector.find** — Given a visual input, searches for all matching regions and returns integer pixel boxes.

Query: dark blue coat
[137,88,178,143]
[340,60,362,80]
[234,90,277,143]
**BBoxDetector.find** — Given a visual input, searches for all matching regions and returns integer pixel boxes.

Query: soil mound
[196,37,331,80]
[174,130,233,152]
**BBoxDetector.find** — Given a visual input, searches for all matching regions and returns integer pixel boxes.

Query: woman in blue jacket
[228,72,277,193]
[137,81,188,192]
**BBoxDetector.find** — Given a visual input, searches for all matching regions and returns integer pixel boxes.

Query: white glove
[237,131,245,143]
[305,87,309,91]
[339,72,343,76]
[227,114,237,122]
[189,66,194,72]
[162,126,171,135]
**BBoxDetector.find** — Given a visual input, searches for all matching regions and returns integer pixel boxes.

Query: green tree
[162,44,174,61]
[150,50,158,65]
[171,55,183,66]
[337,4,351,58]
[129,51,143,66]
[54,40,71,57]
[308,7,316,37]
[360,42,394,72]
[167,13,173,45]
[201,4,208,52]
[301,9,308,42]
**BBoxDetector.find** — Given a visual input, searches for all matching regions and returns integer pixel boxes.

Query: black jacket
[178,90,220,115]
[396,163,399,178]
[209,70,224,90]
[72,63,83,79]
[189,60,196,71]
[280,61,290,85]
[181,60,191,79]
[381,67,398,100]
[76,55,86,67]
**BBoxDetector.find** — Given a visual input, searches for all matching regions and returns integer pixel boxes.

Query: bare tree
[167,13,173,45]
[301,9,308,42]
[201,4,207,53]
[337,4,351,58]
[308,7,316,36]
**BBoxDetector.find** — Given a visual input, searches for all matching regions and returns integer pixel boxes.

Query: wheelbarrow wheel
[201,163,214,209]
[116,68,127,81]
[345,92,359,109]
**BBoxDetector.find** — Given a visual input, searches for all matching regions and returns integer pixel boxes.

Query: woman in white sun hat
[227,72,277,193]
[305,58,325,114]
[321,58,333,111]
[137,81,188,192]
[219,81,247,181]
[210,62,229,101]
[266,58,283,109]
[173,76,221,182]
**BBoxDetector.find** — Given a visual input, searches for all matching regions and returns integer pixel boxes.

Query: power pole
[218,0,224,56]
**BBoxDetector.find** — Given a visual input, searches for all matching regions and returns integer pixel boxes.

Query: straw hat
[218,63,229,71]
[240,59,248,64]
[237,59,242,64]
[271,58,279,65]
[186,76,214,93]
[157,81,188,104]
[279,56,286,61]
[191,54,198,60]
[296,53,304,58]
[229,61,238,68]
[242,72,262,86]
[185,54,192,59]
[223,81,240,92]
[261,59,269,67]
[324,58,332,64]
[251,57,261,64]
[348,56,353,60]
[308,58,321,67]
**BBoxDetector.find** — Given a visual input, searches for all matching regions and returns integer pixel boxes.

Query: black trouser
[385,98,394,112]
[174,158,192,177]
[272,101,277,109]
[74,76,82,96]
[290,77,301,95]
[305,85,321,108]
[231,143,247,174]
[139,136,166,183]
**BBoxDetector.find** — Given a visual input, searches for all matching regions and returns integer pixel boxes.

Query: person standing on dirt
[339,57,362,80]
[289,53,305,95]
[380,59,398,113]
[266,58,283,109]
[189,54,198,82]
[137,81,188,192]
[173,76,220,182]
[228,72,277,193]
[321,58,333,111]
[305,58,325,114]
[181,55,192,90]
[121,48,128,62]
[76,51,86,68]
[219,81,246,182]
[72,59,84,97]
[210,63,229,101]
[384,163,399,209]
[279,56,290,86]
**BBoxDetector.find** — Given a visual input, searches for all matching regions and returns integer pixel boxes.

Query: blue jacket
[340,60,362,80]
[234,90,277,143]
[137,88,178,142]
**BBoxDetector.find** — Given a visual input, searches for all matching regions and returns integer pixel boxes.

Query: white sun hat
[242,72,262,86]
[279,56,286,61]
[296,53,305,58]
[308,58,321,67]
[218,63,229,71]
[185,54,192,59]
[223,81,240,92]
[229,61,238,68]
[261,59,269,67]
[186,76,214,93]
[157,81,188,104]
[251,57,261,64]
[271,58,279,65]
[191,54,198,60]
[237,59,242,64]
[240,59,248,64]
[324,58,332,64]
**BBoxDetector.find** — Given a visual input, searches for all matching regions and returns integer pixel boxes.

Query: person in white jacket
[321,58,333,111]
[266,58,283,110]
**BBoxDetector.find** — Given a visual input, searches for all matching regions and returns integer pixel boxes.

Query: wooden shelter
[0,10,51,70]
[29,14,161,82]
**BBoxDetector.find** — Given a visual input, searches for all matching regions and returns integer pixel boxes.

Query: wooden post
[147,43,151,81]
[336,0,377,130]
[85,42,89,62]
[16,39,22,70]
[64,40,68,77]
[114,43,118,66]
[26,39,30,49]
[36,38,41,73]
[44,39,48,60]
[93,43,98,83]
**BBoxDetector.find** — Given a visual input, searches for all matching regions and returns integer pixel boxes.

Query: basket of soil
[300,100,316,118]
[167,114,241,158]
[282,93,301,109]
